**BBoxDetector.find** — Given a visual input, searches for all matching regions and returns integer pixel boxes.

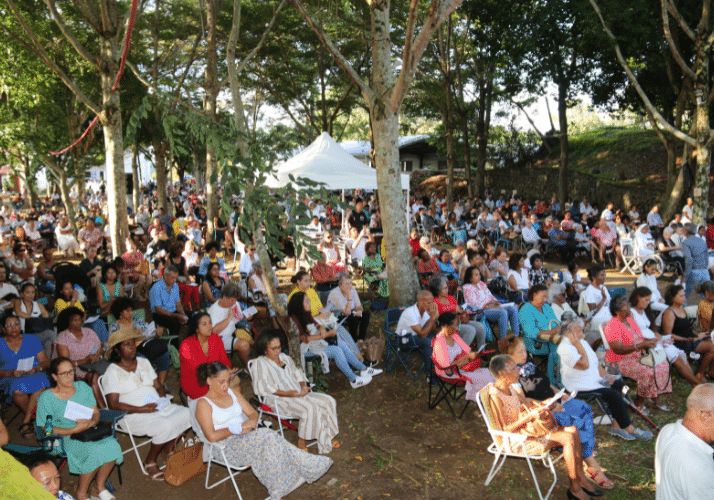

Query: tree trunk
[693,18,711,225]
[475,75,487,195]
[444,107,454,212]
[131,145,141,210]
[557,80,569,206]
[153,140,169,213]
[461,112,473,198]
[99,37,128,257]
[204,0,219,244]
[660,138,681,221]
[22,159,37,208]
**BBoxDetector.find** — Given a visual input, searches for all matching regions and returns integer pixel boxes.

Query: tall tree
[590,0,713,224]
[3,0,132,256]
[290,0,464,305]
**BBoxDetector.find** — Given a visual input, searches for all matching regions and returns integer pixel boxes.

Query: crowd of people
[1,182,713,499]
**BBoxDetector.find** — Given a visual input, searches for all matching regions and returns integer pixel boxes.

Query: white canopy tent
[265,131,410,191]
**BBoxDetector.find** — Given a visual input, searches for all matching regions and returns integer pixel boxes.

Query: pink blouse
[55,327,101,378]
[463,282,495,309]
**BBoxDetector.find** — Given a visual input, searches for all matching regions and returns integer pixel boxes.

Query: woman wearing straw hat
[103,328,191,481]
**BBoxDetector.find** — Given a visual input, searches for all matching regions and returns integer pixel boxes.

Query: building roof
[339,135,432,156]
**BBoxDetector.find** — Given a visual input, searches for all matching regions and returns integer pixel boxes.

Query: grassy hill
[536,126,669,185]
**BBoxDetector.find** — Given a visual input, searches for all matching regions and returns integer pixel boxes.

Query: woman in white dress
[634,224,655,258]
[252,330,339,454]
[629,287,698,387]
[582,266,612,333]
[195,361,332,499]
[103,328,191,480]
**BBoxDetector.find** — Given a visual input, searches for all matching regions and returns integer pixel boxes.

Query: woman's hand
[638,338,658,350]
[140,403,158,413]
[241,420,257,434]
[326,329,337,338]
[73,419,95,433]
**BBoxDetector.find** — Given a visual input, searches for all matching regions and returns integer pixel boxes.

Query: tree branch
[126,60,198,112]
[661,0,697,80]
[4,0,102,115]
[664,0,695,40]
[289,0,372,106]
[392,0,464,108]
[589,0,696,146]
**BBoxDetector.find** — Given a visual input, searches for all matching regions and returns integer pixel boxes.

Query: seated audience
[194,361,332,499]
[37,357,121,500]
[604,295,672,413]
[327,274,370,342]
[149,265,189,338]
[395,291,439,384]
[428,275,486,350]
[103,328,191,481]
[462,266,519,338]
[557,318,653,441]
[207,282,254,366]
[252,330,339,453]
[487,353,602,500]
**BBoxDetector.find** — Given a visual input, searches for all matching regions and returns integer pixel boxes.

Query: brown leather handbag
[164,438,207,486]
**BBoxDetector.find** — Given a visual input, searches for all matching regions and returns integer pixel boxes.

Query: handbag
[164,437,207,486]
[517,406,558,437]
[361,336,385,364]
[72,422,113,442]
[640,348,667,368]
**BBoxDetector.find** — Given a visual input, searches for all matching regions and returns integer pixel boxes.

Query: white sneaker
[361,367,383,377]
[691,351,702,361]
[350,376,372,389]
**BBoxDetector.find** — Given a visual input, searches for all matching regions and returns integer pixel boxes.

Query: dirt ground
[4,265,677,500]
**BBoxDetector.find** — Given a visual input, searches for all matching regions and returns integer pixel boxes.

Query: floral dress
[122,250,143,282]
[362,254,388,297]
[604,317,672,399]
[487,384,550,455]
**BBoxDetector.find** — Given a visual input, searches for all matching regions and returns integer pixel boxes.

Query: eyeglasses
[57,370,75,377]
[5,321,20,327]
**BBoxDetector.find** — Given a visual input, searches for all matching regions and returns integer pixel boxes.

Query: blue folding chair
[384,307,425,381]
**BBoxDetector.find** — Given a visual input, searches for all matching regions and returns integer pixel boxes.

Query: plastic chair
[476,385,560,500]
[97,375,154,476]
[188,400,250,499]
[383,307,425,381]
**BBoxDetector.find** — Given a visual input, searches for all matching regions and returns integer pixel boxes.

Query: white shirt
[557,336,602,392]
[395,304,430,336]
[208,301,239,350]
[636,273,663,304]
[682,205,694,224]
[522,226,540,243]
[655,420,714,500]
[583,284,612,328]
[347,238,367,263]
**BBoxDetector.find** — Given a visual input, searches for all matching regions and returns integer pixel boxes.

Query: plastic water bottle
[43,415,53,451]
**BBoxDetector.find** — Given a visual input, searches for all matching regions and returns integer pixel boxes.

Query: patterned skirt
[222,428,332,499]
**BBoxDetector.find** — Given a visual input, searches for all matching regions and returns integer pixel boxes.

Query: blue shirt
[149,278,180,313]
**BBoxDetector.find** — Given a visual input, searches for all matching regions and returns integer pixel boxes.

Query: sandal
[19,422,34,439]
[144,462,165,481]
[584,467,615,490]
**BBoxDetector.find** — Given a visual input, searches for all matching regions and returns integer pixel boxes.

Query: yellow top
[288,287,323,317]
[55,298,85,315]
[0,448,55,499]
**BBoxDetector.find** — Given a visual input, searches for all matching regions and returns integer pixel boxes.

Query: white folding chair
[246,359,317,447]
[97,374,154,476]
[619,237,637,275]
[189,402,251,499]
[476,385,560,500]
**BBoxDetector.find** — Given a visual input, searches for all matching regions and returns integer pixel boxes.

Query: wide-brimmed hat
[105,328,145,359]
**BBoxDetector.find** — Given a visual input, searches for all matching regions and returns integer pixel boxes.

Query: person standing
[681,222,711,299]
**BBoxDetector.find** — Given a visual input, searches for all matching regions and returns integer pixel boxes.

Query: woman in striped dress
[252,330,339,454]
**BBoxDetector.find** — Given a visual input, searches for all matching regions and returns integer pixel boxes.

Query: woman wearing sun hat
[102,328,191,481]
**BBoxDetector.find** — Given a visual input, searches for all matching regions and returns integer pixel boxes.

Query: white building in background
[339,135,453,172]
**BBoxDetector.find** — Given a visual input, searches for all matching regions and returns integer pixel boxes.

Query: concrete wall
[483,167,665,211]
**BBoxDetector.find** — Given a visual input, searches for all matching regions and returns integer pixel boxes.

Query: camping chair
[188,400,251,499]
[520,317,561,388]
[384,307,425,381]
[427,338,494,419]
[246,359,316,448]
[476,385,560,500]
[619,237,638,275]
[97,375,154,476]
[29,409,126,491]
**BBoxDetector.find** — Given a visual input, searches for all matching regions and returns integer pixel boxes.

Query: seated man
[149,264,189,337]
[37,218,55,247]
[77,217,103,252]
[548,219,576,263]
[395,290,439,385]
[521,217,542,249]
[207,282,254,366]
